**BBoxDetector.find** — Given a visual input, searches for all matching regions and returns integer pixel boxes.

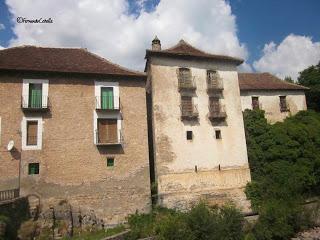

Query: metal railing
[95,95,121,111]
[95,129,123,145]
[21,95,49,110]
[0,188,19,202]
[178,76,196,91]
[209,104,227,119]
[207,78,224,92]
[180,104,199,119]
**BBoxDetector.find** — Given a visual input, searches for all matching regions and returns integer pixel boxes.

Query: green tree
[298,62,320,111]
[284,76,294,83]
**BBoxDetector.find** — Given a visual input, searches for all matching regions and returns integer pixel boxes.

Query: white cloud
[253,34,320,80]
[6,0,248,70]
[0,23,5,31]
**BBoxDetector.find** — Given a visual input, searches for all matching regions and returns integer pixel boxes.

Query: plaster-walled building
[0,46,151,224]
[239,73,308,123]
[145,38,251,211]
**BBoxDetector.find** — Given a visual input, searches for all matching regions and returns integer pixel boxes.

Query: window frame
[107,157,115,167]
[95,81,119,110]
[186,131,193,140]
[22,79,49,109]
[28,163,40,175]
[22,116,43,150]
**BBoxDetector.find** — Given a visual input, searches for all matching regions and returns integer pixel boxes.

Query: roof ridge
[84,50,146,76]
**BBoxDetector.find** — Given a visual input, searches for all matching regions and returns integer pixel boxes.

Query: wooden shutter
[27,121,38,145]
[98,119,118,143]
[181,96,192,114]
[210,98,220,112]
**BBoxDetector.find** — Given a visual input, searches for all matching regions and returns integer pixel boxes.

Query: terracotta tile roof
[146,39,244,65]
[0,46,145,78]
[238,73,308,91]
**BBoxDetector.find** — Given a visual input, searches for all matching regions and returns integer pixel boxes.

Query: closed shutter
[27,121,38,145]
[210,98,220,112]
[181,96,192,114]
[98,119,118,143]
[179,68,191,85]
[101,87,114,110]
[29,84,42,108]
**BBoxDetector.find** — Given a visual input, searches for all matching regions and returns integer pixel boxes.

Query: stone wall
[0,72,151,224]
[240,90,307,123]
[147,56,251,211]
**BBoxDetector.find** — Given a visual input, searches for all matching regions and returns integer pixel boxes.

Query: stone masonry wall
[0,72,151,224]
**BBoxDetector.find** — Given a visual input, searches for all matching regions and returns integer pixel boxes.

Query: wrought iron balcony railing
[180,104,199,119]
[209,104,227,120]
[21,95,49,111]
[207,78,224,92]
[178,76,196,91]
[95,129,123,146]
[95,95,121,111]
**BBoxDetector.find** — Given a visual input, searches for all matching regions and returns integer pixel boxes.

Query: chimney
[151,36,161,51]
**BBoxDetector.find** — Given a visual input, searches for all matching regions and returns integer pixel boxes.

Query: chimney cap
[152,35,160,44]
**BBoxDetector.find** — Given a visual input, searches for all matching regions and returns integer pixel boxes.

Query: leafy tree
[298,62,320,111]
[284,76,294,83]
[244,110,320,239]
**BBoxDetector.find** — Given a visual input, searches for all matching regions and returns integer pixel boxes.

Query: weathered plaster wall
[240,90,307,123]
[0,72,151,224]
[148,57,251,211]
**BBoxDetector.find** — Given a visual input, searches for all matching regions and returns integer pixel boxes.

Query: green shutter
[101,87,114,109]
[29,84,42,108]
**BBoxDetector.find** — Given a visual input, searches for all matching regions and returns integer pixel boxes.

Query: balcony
[21,95,49,112]
[0,188,19,202]
[180,104,199,120]
[95,129,123,146]
[209,104,227,120]
[95,95,120,111]
[178,76,196,91]
[207,78,224,93]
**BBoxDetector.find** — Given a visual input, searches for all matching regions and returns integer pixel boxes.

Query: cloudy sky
[0,0,319,80]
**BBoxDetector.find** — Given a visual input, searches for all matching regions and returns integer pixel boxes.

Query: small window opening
[215,130,221,139]
[28,163,39,175]
[186,131,193,140]
[107,157,114,167]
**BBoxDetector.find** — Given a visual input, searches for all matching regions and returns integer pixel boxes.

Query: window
[280,96,289,112]
[27,121,38,146]
[179,68,191,83]
[186,131,193,140]
[252,97,259,110]
[178,68,195,90]
[101,87,114,110]
[97,119,118,143]
[215,130,221,139]
[107,158,114,167]
[209,97,220,112]
[28,163,39,175]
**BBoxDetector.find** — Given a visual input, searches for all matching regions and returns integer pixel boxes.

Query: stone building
[0,46,151,224]
[145,38,252,211]
[239,73,308,123]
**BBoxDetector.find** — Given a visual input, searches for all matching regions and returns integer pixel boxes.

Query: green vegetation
[244,109,320,239]
[125,203,244,240]
[62,225,126,240]
[297,62,320,112]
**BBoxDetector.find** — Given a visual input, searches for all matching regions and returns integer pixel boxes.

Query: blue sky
[0,0,319,79]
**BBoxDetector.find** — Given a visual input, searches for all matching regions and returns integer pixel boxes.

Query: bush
[126,203,244,240]
[244,110,320,239]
